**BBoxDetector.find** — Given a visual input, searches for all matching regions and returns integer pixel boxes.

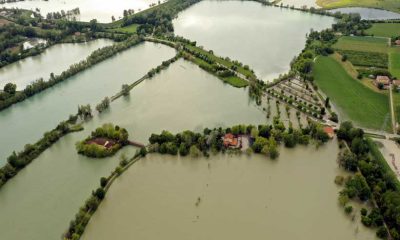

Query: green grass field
[187,55,249,88]
[333,36,389,53]
[366,23,400,38]
[337,49,388,68]
[109,24,138,34]
[317,0,400,13]
[314,56,390,130]
[390,52,400,79]
[185,44,255,78]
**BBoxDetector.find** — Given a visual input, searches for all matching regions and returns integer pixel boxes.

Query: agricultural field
[317,0,400,13]
[390,52,400,78]
[313,56,390,130]
[366,23,400,38]
[337,49,388,68]
[333,36,389,53]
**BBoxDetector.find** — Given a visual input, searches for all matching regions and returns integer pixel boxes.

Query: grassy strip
[366,23,400,38]
[334,36,389,54]
[0,119,83,189]
[389,52,400,79]
[184,44,255,79]
[313,56,390,130]
[337,49,388,68]
[184,53,249,88]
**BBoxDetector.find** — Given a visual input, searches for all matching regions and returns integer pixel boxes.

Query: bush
[344,205,353,214]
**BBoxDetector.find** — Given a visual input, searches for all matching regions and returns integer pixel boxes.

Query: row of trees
[336,121,400,239]
[64,147,146,240]
[0,116,83,189]
[148,118,329,158]
[0,36,143,112]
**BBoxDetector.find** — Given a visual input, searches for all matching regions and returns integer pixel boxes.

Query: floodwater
[82,142,377,240]
[329,7,400,20]
[0,42,176,165]
[0,59,267,240]
[173,0,334,81]
[0,39,114,89]
[1,0,158,23]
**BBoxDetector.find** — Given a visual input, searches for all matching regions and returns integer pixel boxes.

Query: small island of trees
[76,123,129,158]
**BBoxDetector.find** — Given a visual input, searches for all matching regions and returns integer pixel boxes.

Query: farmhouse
[375,75,390,89]
[223,133,239,148]
[395,40,400,46]
[323,126,335,139]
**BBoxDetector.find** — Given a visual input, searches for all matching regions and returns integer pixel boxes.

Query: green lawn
[314,56,390,130]
[334,36,389,53]
[390,52,400,79]
[185,44,255,79]
[366,23,400,38]
[317,0,400,13]
[187,55,248,88]
[110,24,138,34]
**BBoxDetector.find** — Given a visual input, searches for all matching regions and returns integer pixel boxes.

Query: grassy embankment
[183,44,251,87]
[313,56,390,130]
[316,0,400,13]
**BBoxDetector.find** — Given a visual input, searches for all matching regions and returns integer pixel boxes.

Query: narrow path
[389,84,396,133]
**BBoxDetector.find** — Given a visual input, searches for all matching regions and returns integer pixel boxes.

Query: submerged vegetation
[0,36,143,111]
[336,121,400,239]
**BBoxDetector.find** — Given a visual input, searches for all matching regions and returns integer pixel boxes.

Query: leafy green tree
[3,83,17,94]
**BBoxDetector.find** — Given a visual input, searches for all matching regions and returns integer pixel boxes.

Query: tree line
[0,115,83,189]
[0,36,143,112]
[336,121,400,239]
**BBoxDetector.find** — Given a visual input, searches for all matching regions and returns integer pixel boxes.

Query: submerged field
[313,56,390,130]
[82,144,377,240]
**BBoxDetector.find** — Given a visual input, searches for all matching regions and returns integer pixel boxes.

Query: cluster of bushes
[76,124,129,158]
[0,118,83,188]
[336,121,400,239]
[147,54,180,77]
[148,119,329,158]
[338,50,388,68]
[0,36,143,111]
[95,97,110,113]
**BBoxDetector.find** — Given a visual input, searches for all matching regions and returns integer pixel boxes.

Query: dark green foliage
[337,50,388,68]
[0,119,82,190]
[344,205,353,214]
[94,188,106,200]
[76,123,129,158]
[100,177,108,188]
